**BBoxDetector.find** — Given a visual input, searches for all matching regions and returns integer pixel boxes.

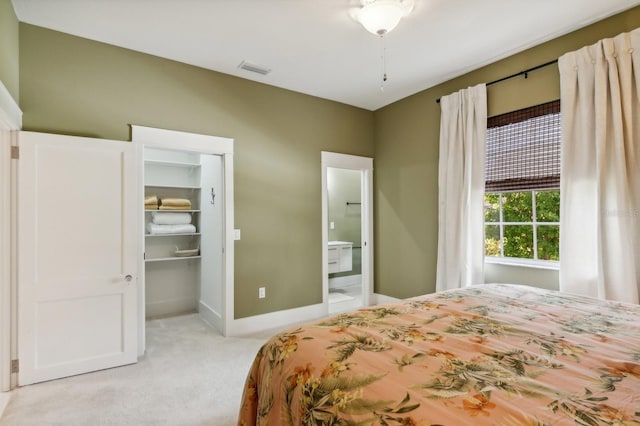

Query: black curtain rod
[435,59,558,104]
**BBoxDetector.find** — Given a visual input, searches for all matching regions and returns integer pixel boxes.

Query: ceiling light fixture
[353,0,414,37]
[351,0,414,92]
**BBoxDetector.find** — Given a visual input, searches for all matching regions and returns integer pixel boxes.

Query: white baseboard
[0,391,10,418]
[226,303,326,337]
[226,293,405,337]
[371,293,401,305]
[198,300,223,334]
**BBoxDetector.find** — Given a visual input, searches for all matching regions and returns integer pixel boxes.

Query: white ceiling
[11,0,640,111]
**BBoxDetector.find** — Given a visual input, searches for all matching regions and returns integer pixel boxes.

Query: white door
[199,154,224,333]
[18,131,138,385]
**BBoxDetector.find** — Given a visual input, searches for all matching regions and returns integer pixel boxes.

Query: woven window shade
[486,100,561,192]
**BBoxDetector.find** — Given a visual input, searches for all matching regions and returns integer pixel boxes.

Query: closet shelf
[144,159,201,169]
[145,256,201,262]
[144,184,201,189]
[145,233,200,237]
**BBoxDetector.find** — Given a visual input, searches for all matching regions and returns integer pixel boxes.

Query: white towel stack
[151,212,192,225]
[147,212,195,234]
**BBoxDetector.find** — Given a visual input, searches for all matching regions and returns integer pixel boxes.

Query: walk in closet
[144,146,223,321]
[134,125,234,343]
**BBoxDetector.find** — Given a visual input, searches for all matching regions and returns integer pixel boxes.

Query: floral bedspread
[238,284,640,425]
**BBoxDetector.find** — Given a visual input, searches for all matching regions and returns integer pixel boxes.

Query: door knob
[124,275,133,283]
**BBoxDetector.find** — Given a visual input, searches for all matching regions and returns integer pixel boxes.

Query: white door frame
[0,80,22,392]
[321,151,374,312]
[131,125,234,353]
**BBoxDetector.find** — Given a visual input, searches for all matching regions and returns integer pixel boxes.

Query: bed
[237,284,640,425]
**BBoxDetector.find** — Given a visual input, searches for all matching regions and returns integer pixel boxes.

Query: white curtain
[559,28,640,303]
[436,84,487,292]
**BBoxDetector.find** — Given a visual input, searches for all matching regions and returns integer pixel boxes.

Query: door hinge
[11,146,19,159]
[11,359,19,373]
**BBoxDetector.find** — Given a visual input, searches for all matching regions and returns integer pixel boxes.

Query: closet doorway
[321,152,373,314]
[133,126,234,355]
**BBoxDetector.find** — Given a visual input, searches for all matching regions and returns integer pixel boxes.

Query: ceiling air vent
[238,60,271,76]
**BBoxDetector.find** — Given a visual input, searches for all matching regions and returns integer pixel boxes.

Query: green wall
[18,24,374,319]
[373,6,640,299]
[328,168,361,245]
[0,0,19,101]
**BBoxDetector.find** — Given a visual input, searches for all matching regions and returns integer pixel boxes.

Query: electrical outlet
[258,287,266,299]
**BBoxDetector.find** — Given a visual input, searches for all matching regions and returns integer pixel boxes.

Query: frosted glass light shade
[356,0,413,36]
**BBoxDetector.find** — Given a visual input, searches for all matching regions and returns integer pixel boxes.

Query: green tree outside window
[484,190,559,261]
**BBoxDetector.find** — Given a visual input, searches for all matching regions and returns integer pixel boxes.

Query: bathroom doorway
[321,152,373,314]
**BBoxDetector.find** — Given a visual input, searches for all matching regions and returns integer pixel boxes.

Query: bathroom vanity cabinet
[327,241,353,273]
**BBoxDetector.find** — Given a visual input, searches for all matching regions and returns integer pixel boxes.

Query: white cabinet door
[18,131,138,385]
[339,246,353,272]
[327,247,340,273]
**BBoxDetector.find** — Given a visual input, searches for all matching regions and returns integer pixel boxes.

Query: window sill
[485,257,559,271]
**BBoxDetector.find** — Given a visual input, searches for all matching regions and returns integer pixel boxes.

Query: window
[484,100,560,263]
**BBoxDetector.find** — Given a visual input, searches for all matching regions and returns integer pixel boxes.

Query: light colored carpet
[0,314,274,426]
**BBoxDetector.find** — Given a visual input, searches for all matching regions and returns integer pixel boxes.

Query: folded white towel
[146,223,197,235]
[151,212,192,225]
